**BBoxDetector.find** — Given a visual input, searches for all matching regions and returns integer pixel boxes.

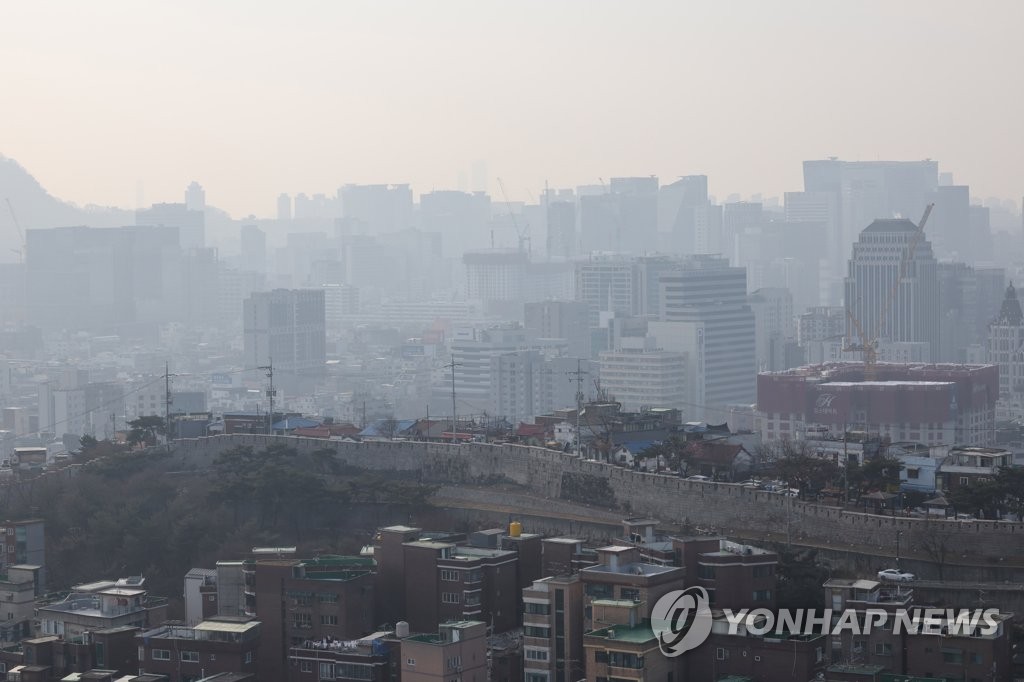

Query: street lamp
[896,530,904,570]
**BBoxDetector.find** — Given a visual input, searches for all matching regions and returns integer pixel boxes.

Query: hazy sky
[2,1,1022,217]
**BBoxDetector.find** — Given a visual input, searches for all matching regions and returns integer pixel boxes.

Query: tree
[79,435,99,451]
[766,440,839,496]
[127,415,166,447]
[848,454,904,496]
[378,417,400,441]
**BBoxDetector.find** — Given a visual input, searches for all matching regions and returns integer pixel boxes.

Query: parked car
[877,568,915,582]
[686,474,711,482]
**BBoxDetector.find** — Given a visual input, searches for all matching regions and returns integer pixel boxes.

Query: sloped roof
[993,282,1024,326]
[683,441,746,464]
[863,218,919,233]
[359,418,417,438]
[271,417,320,430]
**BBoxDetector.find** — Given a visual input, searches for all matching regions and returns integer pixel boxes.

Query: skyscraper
[649,255,756,420]
[844,219,939,356]
[242,289,326,377]
[987,282,1024,420]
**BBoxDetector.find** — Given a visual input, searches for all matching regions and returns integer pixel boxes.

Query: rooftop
[584,562,678,578]
[585,622,656,644]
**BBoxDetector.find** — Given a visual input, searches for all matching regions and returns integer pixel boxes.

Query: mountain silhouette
[0,155,132,262]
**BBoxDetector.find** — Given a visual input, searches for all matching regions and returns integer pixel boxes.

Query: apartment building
[288,630,398,682]
[522,576,585,682]
[400,621,488,682]
[36,578,167,642]
[252,556,376,682]
[137,618,261,681]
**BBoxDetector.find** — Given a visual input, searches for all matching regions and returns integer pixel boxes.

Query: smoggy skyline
[2,0,1022,217]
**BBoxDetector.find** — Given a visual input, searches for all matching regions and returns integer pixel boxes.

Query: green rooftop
[585,622,656,644]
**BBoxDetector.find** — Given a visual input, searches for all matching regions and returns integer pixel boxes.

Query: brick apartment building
[287,630,398,682]
[252,556,376,682]
[375,525,522,635]
[400,621,488,682]
[137,618,261,681]
[522,575,585,682]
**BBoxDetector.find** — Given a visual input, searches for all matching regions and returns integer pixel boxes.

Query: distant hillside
[0,155,133,261]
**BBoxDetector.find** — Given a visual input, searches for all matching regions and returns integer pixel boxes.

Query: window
[753,590,772,602]
[181,651,200,663]
[908,468,920,479]
[319,662,335,680]
[442,592,460,604]
[941,648,964,664]
[320,615,338,625]
[152,649,171,661]
[441,569,460,582]
[697,565,716,579]
[293,612,313,629]
[716,647,727,661]
[407,658,416,666]
[447,655,462,670]
[608,652,643,668]
[595,651,608,663]
[210,654,216,662]
[524,602,550,615]
[526,674,548,682]
[619,588,640,601]
[318,593,339,604]
[464,592,481,607]
[301,661,313,673]
[526,649,549,661]
[246,651,253,664]
[970,652,983,665]
[138,647,145,662]
[752,565,774,577]
[524,625,550,638]
[874,642,892,656]
[960,476,969,486]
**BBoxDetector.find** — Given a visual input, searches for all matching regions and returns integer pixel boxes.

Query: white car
[686,474,711,482]
[877,568,915,582]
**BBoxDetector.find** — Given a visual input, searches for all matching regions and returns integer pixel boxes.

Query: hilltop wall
[173,435,1024,563]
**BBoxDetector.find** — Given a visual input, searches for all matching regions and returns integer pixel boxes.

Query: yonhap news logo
[650,587,713,657]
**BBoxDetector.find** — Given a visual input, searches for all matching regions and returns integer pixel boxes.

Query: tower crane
[4,198,26,263]
[495,177,531,254]
[845,203,934,380]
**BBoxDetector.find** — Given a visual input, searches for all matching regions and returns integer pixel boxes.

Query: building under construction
[755,362,999,447]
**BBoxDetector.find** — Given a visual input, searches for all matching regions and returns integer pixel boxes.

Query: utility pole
[444,354,461,444]
[567,360,589,457]
[258,358,275,435]
[164,362,173,452]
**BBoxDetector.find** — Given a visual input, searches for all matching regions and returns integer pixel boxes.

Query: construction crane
[4,198,26,263]
[844,203,934,380]
[495,177,531,254]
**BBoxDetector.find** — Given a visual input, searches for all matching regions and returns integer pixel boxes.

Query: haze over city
[3,4,1024,681]
[2,0,1024,216]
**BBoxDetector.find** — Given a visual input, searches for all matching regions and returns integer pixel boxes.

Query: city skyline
[2,1,1023,216]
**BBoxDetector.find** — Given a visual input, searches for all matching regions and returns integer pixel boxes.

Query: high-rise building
[658,175,709,255]
[239,224,266,273]
[784,191,840,304]
[749,287,796,372]
[419,190,491,256]
[434,326,529,416]
[929,184,971,261]
[136,202,205,249]
[803,159,938,301]
[844,219,939,356]
[277,193,292,221]
[524,301,590,359]
[546,194,577,259]
[575,257,641,327]
[650,255,756,421]
[184,181,205,213]
[242,289,326,377]
[597,339,686,412]
[579,178,658,255]
[988,282,1024,420]
[340,184,414,235]
[25,225,181,333]
[722,201,763,265]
